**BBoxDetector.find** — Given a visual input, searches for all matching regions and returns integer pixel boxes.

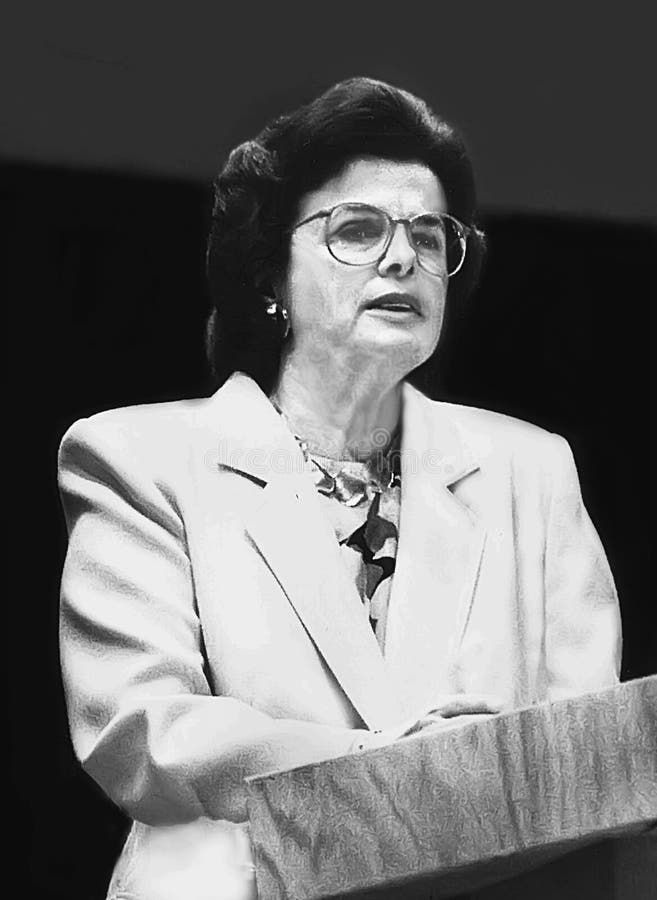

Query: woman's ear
[256,270,284,303]
[270,272,285,302]
[254,276,275,303]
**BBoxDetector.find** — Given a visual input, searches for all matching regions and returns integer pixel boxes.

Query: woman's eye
[337,221,382,242]
[413,230,443,251]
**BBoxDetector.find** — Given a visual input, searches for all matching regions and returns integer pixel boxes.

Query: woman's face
[279,156,449,379]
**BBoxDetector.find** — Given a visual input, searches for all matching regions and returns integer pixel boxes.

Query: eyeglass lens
[326,204,466,276]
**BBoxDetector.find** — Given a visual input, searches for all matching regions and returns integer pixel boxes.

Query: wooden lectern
[247,677,657,899]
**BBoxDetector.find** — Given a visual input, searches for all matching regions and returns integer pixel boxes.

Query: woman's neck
[271,355,402,461]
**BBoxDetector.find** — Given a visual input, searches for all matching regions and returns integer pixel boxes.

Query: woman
[58,78,621,899]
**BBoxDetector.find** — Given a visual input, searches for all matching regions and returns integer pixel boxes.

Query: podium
[246,677,657,899]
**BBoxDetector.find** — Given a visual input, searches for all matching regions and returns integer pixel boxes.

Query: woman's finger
[416,713,497,735]
[425,695,505,718]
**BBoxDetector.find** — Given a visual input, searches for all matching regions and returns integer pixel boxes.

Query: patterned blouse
[301,434,402,652]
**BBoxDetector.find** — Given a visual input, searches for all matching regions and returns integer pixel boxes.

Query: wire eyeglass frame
[291,202,470,277]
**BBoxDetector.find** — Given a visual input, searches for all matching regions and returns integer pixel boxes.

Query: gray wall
[2,0,655,220]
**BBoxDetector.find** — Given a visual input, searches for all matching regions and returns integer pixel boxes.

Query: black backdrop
[5,161,656,898]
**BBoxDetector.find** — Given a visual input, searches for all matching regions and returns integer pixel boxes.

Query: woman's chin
[355,316,438,358]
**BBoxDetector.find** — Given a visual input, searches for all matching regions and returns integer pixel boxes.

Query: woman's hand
[352,694,506,751]
[405,694,506,734]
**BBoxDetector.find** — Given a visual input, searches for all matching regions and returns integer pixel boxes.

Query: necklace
[308,448,400,507]
[270,398,401,507]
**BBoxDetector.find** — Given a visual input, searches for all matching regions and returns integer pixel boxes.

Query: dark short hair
[206,76,486,396]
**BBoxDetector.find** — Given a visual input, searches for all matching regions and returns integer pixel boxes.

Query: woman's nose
[377,223,416,277]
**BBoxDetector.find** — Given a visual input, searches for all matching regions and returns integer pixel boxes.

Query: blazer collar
[205,372,480,488]
[399,381,480,487]
[205,371,308,488]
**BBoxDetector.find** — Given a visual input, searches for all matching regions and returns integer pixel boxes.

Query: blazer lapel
[204,373,405,729]
[245,479,405,728]
[384,383,486,716]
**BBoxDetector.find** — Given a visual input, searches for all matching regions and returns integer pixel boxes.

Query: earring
[265,300,290,339]
[280,306,290,339]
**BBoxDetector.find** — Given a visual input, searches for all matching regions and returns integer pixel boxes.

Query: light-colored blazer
[58,372,621,900]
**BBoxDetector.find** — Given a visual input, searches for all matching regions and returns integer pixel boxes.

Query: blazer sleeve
[58,417,367,827]
[543,434,622,699]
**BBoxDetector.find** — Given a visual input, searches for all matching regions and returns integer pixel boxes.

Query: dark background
[3,2,656,897]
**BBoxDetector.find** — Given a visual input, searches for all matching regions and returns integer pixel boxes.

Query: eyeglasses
[292,203,470,277]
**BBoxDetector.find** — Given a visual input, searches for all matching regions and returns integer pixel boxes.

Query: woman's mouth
[363,293,421,316]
